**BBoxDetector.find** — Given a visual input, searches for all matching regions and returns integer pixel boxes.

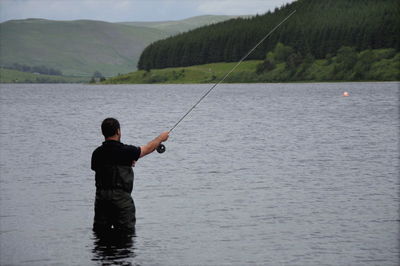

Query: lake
[0,82,399,265]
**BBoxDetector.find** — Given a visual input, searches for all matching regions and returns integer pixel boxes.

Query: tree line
[250,44,399,82]
[138,0,399,70]
[1,63,63,76]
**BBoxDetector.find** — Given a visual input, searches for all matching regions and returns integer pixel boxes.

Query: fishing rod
[157,10,297,154]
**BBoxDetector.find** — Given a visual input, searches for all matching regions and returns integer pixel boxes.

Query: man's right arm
[140,131,169,158]
[91,149,98,171]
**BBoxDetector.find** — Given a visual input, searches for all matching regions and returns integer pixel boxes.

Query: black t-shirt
[91,140,141,171]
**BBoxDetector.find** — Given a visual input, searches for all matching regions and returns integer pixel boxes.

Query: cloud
[0,0,191,21]
[0,0,295,22]
[1,0,141,21]
[197,0,294,15]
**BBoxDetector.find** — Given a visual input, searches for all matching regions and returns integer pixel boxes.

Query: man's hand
[158,131,169,142]
[139,131,170,158]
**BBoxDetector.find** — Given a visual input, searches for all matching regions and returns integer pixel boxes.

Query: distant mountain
[0,16,238,77]
[119,15,243,35]
[0,19,167,76]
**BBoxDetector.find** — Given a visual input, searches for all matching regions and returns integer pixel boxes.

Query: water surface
[0,82,399,265]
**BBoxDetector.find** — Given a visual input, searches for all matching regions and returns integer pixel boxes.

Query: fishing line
[157,10,297,153]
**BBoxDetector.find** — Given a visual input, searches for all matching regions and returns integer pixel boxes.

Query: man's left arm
[140,131,169,158]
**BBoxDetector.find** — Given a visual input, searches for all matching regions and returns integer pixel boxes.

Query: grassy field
[0,68,89,83]
[103,60,261,84]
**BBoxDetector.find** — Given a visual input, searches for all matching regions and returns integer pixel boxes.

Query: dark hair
[101,118,120,138]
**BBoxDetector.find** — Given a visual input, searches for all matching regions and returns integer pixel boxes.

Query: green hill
[0,16,238,79]
[0,19,169,77]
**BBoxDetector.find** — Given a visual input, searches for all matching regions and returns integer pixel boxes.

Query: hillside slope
[0,19,168,76]
[0,16,238,77]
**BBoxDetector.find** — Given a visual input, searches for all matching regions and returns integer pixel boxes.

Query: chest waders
[93,165,136,233]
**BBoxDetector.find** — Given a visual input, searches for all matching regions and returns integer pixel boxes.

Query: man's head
[101,117,121,140]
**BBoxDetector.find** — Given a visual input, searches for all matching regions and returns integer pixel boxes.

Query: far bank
[102,47,399,85]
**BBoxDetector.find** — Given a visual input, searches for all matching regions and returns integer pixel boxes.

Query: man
[91,117,169,234]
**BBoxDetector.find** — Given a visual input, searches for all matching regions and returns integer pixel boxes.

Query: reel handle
[156,144,166,153]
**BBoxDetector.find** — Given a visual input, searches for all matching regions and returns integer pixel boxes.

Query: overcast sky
[0,0,295,22]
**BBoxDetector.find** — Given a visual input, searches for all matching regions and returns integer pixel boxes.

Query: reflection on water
[92,228,137,266]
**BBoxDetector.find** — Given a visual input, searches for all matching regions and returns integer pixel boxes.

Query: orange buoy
[343,91,349,97]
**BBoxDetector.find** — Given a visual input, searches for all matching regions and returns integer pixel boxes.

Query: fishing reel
[157,144,166,153]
